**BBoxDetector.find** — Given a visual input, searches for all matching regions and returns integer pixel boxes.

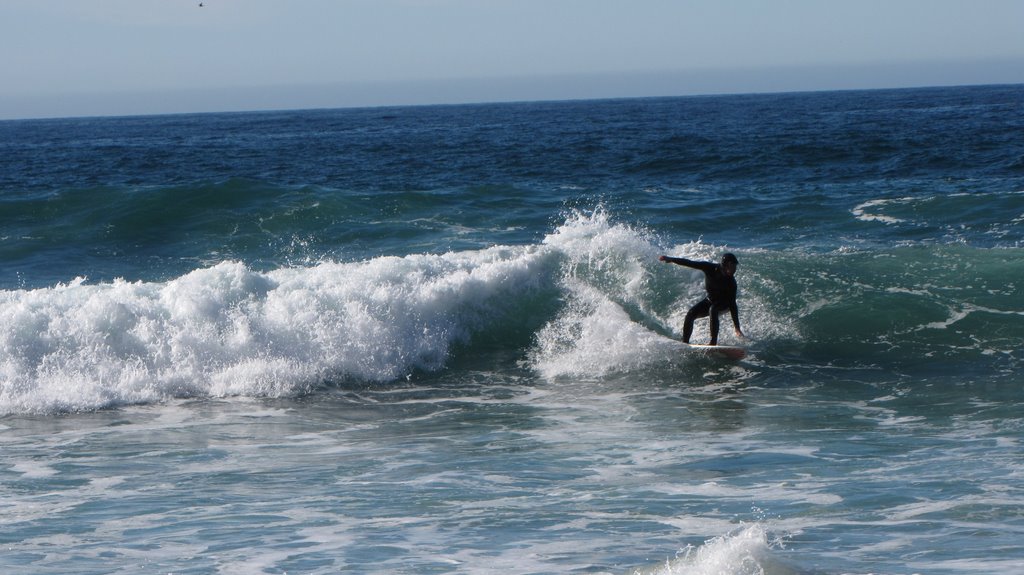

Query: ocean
[1,84,1022,574]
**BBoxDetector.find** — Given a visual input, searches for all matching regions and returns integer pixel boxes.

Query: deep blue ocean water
[1,84,1023,574]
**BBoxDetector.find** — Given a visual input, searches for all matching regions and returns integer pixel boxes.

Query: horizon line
[3,60,1023,121]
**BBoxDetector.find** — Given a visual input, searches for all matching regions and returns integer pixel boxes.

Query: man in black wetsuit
[658,252,745,345]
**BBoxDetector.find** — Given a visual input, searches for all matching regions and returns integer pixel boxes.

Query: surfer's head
[721,253,738,276]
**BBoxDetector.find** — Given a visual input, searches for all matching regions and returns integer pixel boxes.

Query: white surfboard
[686,344,747,360]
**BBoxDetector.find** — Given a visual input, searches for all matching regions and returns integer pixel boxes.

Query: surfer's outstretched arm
[658,255,715,272]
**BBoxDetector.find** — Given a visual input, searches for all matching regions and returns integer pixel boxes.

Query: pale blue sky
[2,0,1022,119]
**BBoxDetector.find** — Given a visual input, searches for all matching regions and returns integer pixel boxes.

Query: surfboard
[686,344,747,360]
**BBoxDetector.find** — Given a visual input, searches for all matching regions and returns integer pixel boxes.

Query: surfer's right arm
[659,256,711,271]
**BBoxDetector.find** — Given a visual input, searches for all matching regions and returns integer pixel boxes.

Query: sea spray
[531,209,677,377]
[530,279,680,378]
[2,209,789,413]
[531,209,787,378]
[635,524,796,575]
[0,245,555,414]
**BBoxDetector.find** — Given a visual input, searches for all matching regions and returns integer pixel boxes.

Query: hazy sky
[2,0,1023,119]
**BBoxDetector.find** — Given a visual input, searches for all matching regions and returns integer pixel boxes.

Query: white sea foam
[636,524,795,575]
[530,209,672,377]
[530,280,680,378]
[851,197,913,224]
[0,243,552,414]
[1,209,790,414]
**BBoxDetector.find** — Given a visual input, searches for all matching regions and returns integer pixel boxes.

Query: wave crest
[0,245,553,414]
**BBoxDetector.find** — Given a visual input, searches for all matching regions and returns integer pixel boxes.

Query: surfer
[659,252,745,345]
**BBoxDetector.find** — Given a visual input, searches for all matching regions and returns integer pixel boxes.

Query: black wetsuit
[663,257,740,345]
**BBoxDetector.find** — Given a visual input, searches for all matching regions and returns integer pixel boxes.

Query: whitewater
[1,210,779,414]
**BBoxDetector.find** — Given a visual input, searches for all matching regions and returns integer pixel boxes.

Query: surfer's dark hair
[721,253,738,265]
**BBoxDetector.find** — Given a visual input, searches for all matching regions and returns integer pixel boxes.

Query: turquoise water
[1,85,1023,574]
